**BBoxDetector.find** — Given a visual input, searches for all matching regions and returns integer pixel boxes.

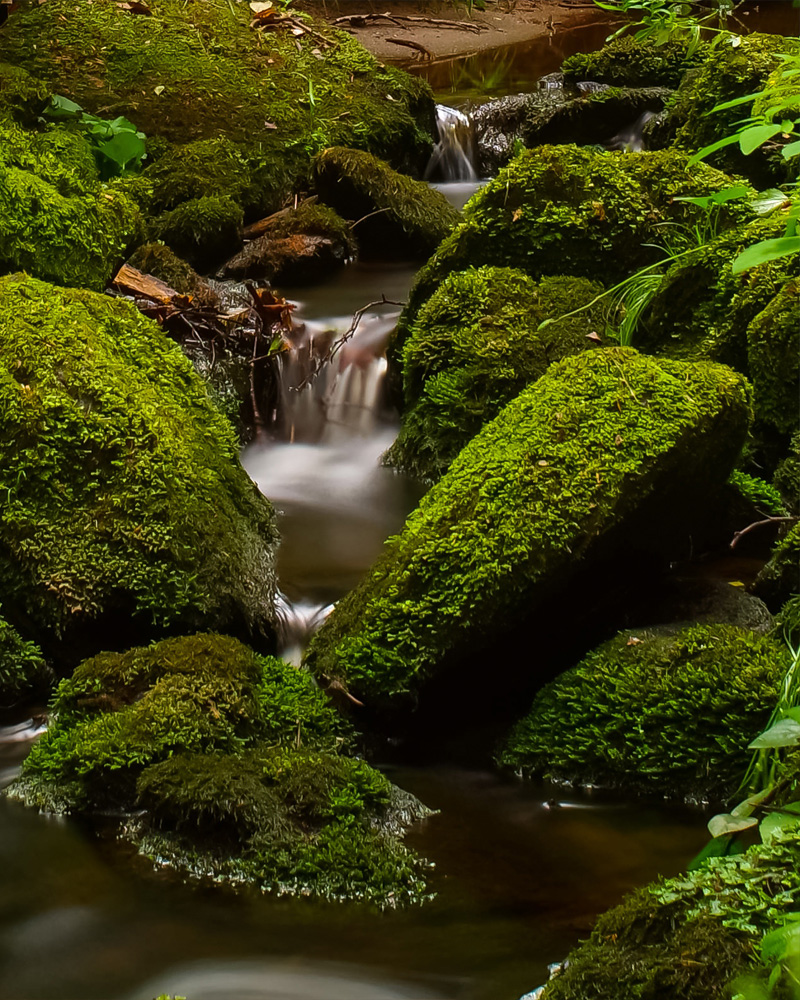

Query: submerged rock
[0,121,143,289]
[10,633,431,906]
[0,274,279,662]
[499,623,786,801]
[313,146,460,258]
[305,349,751,711]
[385,267,609,483]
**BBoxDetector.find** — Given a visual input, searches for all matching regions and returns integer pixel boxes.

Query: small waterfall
[606,110,656,152]
[424,105,478,182]
[275,593,333,665]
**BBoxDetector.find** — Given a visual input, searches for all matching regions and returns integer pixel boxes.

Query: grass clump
[0,274,278,653]
[305,349,751,710]
[385,268,609,483]
[313,147,459,258]
[499,624,787,801]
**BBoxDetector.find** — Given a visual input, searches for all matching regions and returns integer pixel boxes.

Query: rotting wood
[332,12,487,33]
[242,196,319,241]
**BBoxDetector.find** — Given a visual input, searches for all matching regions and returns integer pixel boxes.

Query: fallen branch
[333,12,487,33]
[730,515,799,550]
[386,37,433,60]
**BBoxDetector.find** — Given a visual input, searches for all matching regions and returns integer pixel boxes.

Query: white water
[424,105,478,183]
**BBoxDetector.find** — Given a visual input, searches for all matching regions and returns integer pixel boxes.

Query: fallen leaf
[586,331,602,343]
[291,25,304,35]
[263,120,277,129]
[512,207,522,222]
[116,0,152,13]
[154,84,165,95]
[249,0,273,10]
[626,637,642,646]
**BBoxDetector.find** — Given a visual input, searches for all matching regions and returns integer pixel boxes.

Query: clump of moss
[305,349,750,710]
[0,121,142,289]
[499,624,786,801]
[0,274,278,654]
[0,62,50,125]
[126,242,219,306]
[727,470,787,518]
[149,195,243,270]
[747,278,800,437]
[562,36,706,89]
[313,146,460,258]
[385,268,609,483]
[391,145,751,357]
[774,432,800,514]
[775,596,800,648]
[0,612,52,710]
[754,523,800,612]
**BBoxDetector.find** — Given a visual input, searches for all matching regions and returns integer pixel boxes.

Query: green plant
[593,0,742,52]
[42,94,146,179]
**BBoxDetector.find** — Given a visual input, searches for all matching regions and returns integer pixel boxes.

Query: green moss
[0,121,143,289]
[667,33,800,182]
[0,612,52,710]
[385,268,609,483]
[0,274,278,648]
[305,349,751,709]
[774,432,800,515]
[755,523,800,611]
[149,195,243,269]
[0,0,435,204]
[267,201,356,251]
[499,624,786,801]
[0,62,50,125]
[392,145,752,357]
[728,470,787,518]
[747,278,800,437]
[775,596,800,648]
[562,36,706,89]
[126,242,218,304]
[313,146,460,257]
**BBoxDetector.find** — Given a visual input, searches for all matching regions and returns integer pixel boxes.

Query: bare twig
[385,36,433,59]
[730,515,799,550]
[333,12,487,33]
[349,206,392,229]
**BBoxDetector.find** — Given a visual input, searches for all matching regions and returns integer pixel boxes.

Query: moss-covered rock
[385,267,610,483]
[0,0,435,201]
[9,633,430,906]
[562,36,706,89]
[0,121,143,289]
[538,837,800,1000]
[754,522,800,611]
[0,61,50,125]
[305,349,751,710]
[149,195,244,270]
[499,624,786,801]
[312,147,460,258]
[747,277,800,438]
[0,274,278,658]
[0,612,52,710]
[219,201,356,285]
[776,595,800,647]
[774,432,800,514]
[666,33,800,183]
[391,145,751,359]
[126,242,220,307]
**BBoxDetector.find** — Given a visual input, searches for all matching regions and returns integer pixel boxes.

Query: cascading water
[424,105,478,182]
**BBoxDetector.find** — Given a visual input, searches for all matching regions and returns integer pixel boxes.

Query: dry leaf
[512,207,522,222]
[586,331,602,343]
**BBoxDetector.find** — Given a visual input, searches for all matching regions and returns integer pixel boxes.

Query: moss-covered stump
[219,202,356,285]
[562,36,705,89]
[0,121,142,289]
[391,145,750,361]
[312,147,460,258]
[754,523,800,611]
[538,838,800,1000]
[0,0,435,205]
[664,32,800,184]
[305,349,751,710]
[9,633,431,906]
[0,612,52,711]
[499,624,786,801]
[385,267,609,483]
[0,274,279,660]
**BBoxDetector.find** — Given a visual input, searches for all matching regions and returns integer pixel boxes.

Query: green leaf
[749,717,800,749]
[687,134,740,165]
[733,237,800,274]
[688,833,746,872]
[783,139,800,159]
[708,813,758,838]
[762,920,800,963]
[96,130,146,169]
[731,788,774,818]
[751,188,790,214]
[760,809,800,844]
[43,94,83,120]
[739,124,784,156]
[709,92,762,113]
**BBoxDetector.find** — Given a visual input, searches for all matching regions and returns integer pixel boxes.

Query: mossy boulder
[9,633,431,905]
[219,201,356,285]
[149,195,244,270]
[385,267,610,483]
[312,147,460,258]
[391,145,751,358]
[0,274,278,660]
[305,349,751,710]
[538,838,800,1000]
[0,61,50,125]
[754,522,800,611]
[0,612,52,711]
[0,121,143,289]
[0,0,435,204]
[747,277,800,438]
[562,36,705,89]
[774,432,800,514]
[499,624,786,801]
[665,32,800,183]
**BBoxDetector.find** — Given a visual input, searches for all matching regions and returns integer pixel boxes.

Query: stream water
[6,6,799,999]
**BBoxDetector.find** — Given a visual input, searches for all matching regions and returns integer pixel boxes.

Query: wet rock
[305,349,751,711]
[219,202,356,285]
[499,623,786,800]
[8,633,432,906]
[0,274,279,664]
[471,91,567,175]
[384,267,610,483]
[313,147,460,258]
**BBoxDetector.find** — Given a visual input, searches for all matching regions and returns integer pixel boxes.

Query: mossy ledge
[499,623,787,802]
[0,274,278,662]
[305,349,751,711]
[8,634,431,906]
